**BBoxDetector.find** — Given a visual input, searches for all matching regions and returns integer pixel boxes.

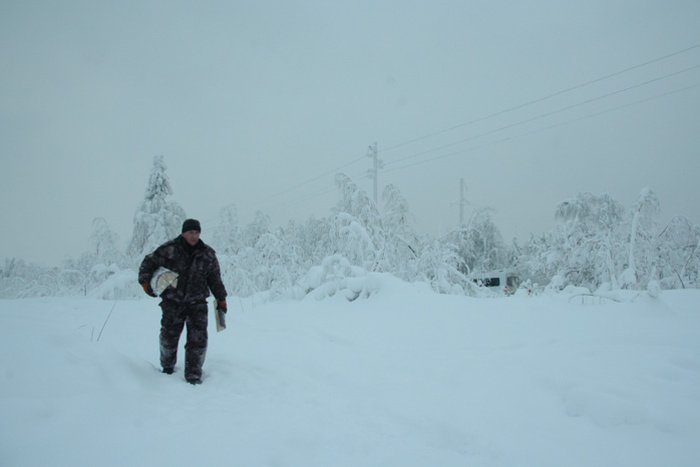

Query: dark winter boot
[162,367,174,375]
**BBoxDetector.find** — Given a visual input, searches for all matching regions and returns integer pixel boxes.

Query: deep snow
[1,277,699,466]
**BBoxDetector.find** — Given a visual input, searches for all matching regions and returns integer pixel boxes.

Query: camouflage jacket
[138,236,227,304]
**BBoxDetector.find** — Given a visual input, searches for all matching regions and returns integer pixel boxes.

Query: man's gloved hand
[141,283,157,297]
[217,300,227,313]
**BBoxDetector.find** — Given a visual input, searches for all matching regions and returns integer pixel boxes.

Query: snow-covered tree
[554,192,627,290]
[82,217,140,299]
[127,155,186,259]
[333,174,383,239]
[447,208,507,274]
[11,166,700,300]
[622,188,660,288]
[211,204,243,255]
[327,174,383,270]
[657,216,699,289]
[289,216,330,267]
[254,230,296,296]
[223,246,258,297]
[379,184,420,279]
[415,239,470,294]
[327,212,377,269]
[0,258,60,298]
[90,217,122,266]
[517,232,560,288]
[243,211,271,249]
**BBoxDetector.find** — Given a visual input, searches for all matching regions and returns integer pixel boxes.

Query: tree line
[1,156,698,299]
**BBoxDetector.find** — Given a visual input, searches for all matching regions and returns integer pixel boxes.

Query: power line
[380,43,700,154]
[205,44,700,227]
[203,169,372,230]
[268,170,371,215]
[201,155,367,227]
[383,81,700,174]
[248,155,366,209]
[384,64,700,170]
[210,76,698,228]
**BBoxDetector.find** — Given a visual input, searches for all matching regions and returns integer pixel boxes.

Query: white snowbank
[1,276,699,466]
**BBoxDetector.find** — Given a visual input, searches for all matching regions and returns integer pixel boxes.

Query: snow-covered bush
[302,254,369,301]
[6,162,700,300]
[656,216,699,289]
[88,268,140,300]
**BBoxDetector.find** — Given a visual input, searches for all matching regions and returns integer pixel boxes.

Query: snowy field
[1,276,699,466]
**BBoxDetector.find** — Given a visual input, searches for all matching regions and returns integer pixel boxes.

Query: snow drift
[1,276,699,466]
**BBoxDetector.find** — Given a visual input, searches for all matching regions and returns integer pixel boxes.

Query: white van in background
[470,270,521,295]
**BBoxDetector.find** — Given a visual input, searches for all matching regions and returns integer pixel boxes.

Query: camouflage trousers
[159,301,208,381]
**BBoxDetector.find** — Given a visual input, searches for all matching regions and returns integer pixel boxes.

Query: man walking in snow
[139,219,227,385]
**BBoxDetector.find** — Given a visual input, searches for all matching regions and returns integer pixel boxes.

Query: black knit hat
[182,219,201,233]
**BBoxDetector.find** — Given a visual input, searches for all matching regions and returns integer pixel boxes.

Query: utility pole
[451,178,469,227]
[366,142,381,204]
[459,178,466,226]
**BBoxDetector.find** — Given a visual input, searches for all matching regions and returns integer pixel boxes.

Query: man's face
[182,230,200,246]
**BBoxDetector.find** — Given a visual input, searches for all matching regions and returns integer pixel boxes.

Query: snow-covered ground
[1,276,699,466]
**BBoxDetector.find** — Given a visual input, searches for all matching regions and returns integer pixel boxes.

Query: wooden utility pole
[458,178,469,226]
[367,142,380,203]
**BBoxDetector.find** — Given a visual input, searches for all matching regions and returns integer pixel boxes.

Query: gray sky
[2,0,699,267]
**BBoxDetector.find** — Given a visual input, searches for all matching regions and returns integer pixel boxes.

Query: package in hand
[214,300,226,332]
[150,267,179,296]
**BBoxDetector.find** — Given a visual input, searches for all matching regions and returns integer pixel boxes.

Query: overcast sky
[2,0,699,267]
